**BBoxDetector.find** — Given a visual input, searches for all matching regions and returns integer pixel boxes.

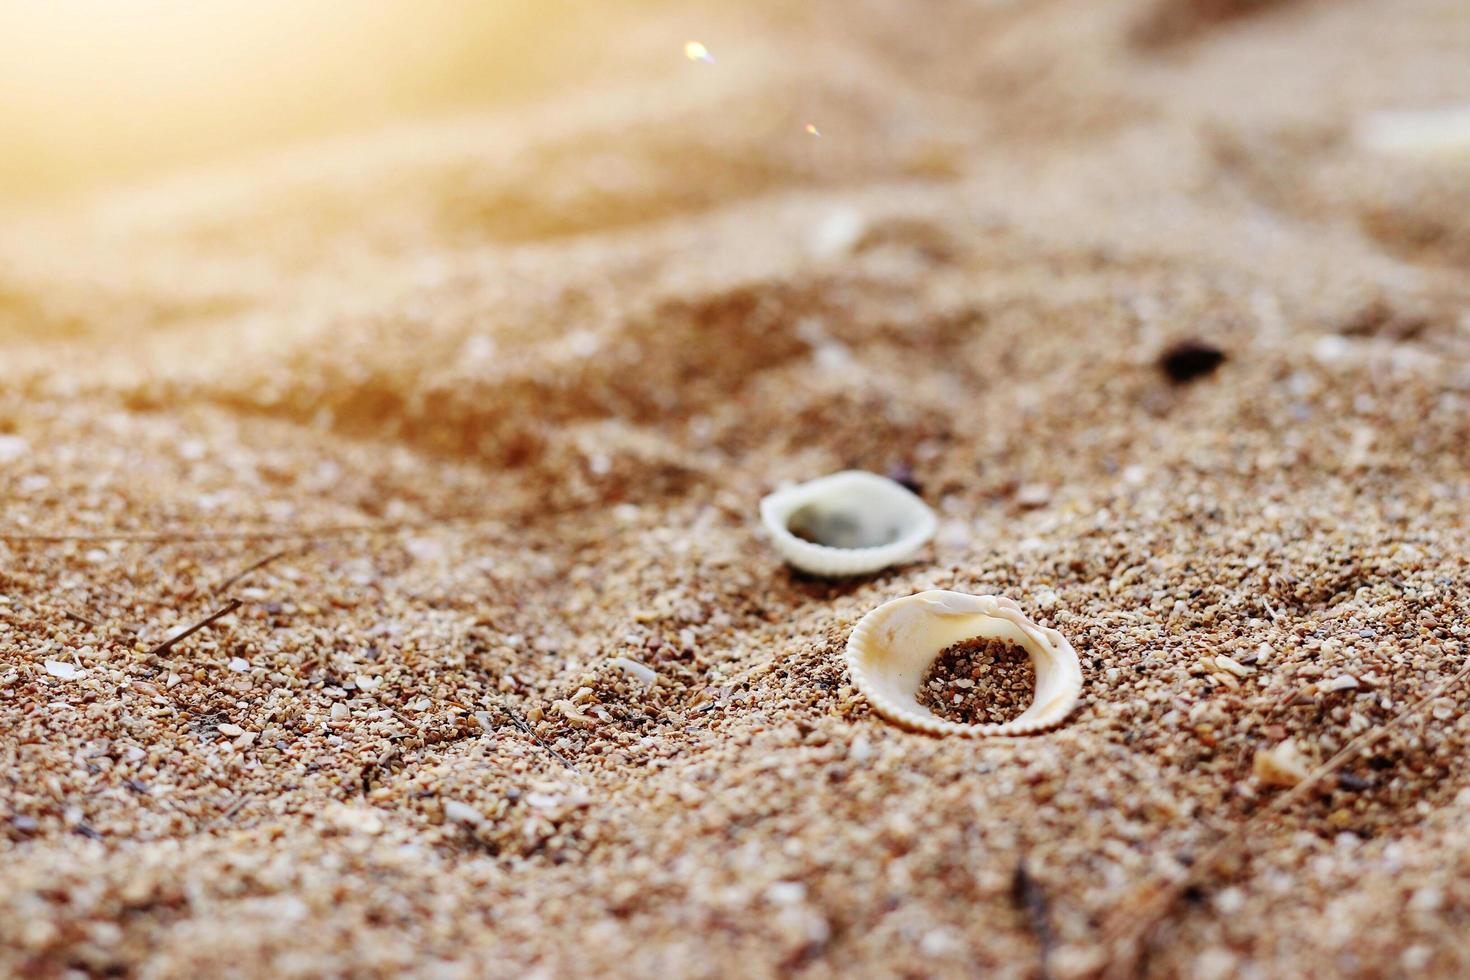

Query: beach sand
[3,0,1470,975]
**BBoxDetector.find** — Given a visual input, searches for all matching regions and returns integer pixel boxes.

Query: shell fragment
[1356,105,1470,160]
[846,591,1082,736]
[760,470,936,577]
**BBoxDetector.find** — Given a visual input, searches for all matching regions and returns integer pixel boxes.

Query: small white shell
[760,470,936,577]
[846,590,1082,736]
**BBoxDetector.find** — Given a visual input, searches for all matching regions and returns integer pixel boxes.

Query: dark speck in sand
[1159,339,1226,383]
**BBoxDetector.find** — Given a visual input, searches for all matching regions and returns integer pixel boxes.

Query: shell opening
[785,502,910,549]
[917,637,1035,726]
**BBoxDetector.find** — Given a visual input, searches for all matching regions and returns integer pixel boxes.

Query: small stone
[1402,946,1433,970]
[19,918,57,950]
[0,434,29,463]
[1409,887,1443,912]
[919,928,961,956]
[228,658,249,672]
[553,699,595,725]
[1254,739,1311,788]
[807,207,866,258]
[1193,947,1238,980]
[1313,335,1351,364]
[217,723,245,737]
[764,881,806,905]
[1214,887,1245,914]
[1015,484,1052,508]
[324,803,383,835]
[443,800,485,827]
[1211,654,1253,677]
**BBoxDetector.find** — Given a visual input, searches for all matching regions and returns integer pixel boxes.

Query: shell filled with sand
[846,591,1082,736]
[760,470,936,577]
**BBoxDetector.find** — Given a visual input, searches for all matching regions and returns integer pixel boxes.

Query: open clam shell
[760,470,936,577]
[846,591,1082,736]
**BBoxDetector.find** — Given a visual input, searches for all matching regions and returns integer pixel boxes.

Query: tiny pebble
[443,800,485,827]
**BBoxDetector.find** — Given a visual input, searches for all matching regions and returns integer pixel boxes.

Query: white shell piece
[1356,105,1470,159]
[846,591,1082,736]
[760,471,936,577]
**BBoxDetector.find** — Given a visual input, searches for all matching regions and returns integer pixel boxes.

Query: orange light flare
[0,0,590,203]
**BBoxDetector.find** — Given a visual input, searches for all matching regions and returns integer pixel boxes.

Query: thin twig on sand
[208,794,250,830]
[213,548,293,594]
[1101,653,1470,977]
[143,599,243,659]
[497,697,579,773]
[361,748,401,796]
[0,516,478,545]
[1013,861,1056,980]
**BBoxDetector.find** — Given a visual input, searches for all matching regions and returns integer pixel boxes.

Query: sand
[919,639,1036,727]
[3,0,1470,975]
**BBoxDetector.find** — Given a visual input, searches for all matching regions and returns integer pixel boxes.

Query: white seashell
[760,470,936,577]
[846,591,1082,736]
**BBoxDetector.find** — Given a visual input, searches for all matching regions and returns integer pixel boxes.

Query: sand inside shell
[915,637,1036,727]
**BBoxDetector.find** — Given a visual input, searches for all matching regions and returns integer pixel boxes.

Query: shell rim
[845,592,1082,737]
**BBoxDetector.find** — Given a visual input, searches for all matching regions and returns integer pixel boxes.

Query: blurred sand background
[3,0,1470,976]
